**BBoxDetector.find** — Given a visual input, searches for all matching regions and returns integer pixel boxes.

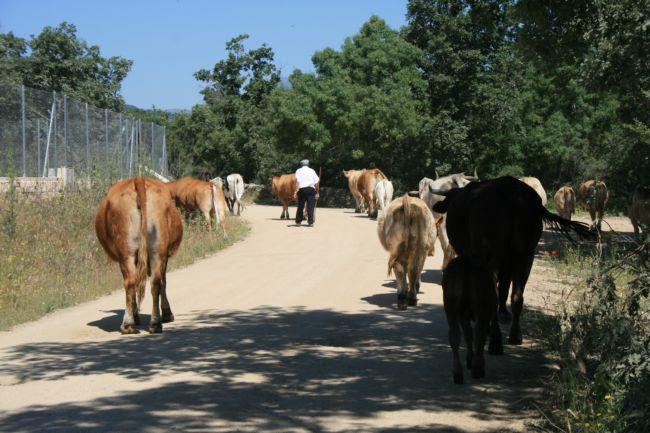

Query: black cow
[432,176,593,381]
[442,256,496,384]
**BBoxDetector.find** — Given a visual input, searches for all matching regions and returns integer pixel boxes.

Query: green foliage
[0,22,132,110]
[168,35,280,180]
[270,16,442,187]
[539,238,649,433]
[165,1,647,209]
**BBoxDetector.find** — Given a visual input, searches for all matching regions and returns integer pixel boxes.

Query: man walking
[294,159,320,226]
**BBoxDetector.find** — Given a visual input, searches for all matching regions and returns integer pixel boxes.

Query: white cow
[418,170,477,215]
[418,170,477,269]
[374,179,394,217]
[224,173,245,215]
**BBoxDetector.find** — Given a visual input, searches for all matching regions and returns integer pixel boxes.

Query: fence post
[119,113,123,178]
[85,102,89,171]
[129,119,134,176]
[42,93,55,177]
[21,84,26,176]
[162,126,167,176]
[37,118,41,175]
[53,91,58,173]
[151,121,154,170]
[104,108,109,163]
[63,94,68,168]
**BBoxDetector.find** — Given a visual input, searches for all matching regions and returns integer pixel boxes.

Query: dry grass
[0,182,249,330]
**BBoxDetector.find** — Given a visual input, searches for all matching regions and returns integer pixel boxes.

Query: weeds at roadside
[533,231,649,433]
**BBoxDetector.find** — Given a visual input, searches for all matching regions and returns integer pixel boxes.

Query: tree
[404,0,522,178]
[0,22,132,110]
[172,35,281,180]
[270,16,455,189]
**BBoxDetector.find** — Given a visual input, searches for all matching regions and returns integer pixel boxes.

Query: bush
[537,236,649,433]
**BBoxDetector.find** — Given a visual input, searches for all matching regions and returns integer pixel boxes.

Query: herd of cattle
[337,167,648,383]
[93,167,648,383]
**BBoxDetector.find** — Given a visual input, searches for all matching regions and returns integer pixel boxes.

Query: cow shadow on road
[1,305,554,433]
[87,310,153,333]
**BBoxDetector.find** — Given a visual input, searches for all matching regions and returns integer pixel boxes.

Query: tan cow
[553,186,576,220]
[519,177,547,206]
[377,195,436,310]
[357,168,388,218]
[166,177,228,238]
[629,186,650,237]
[342,169,366,213]
[269,173,298,219]
[436,215,456,270]
[578,180,609,231]
[95,177,183,334]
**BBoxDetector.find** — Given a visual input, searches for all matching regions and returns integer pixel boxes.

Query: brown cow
[377,195,436,310]
[578,180,609,231]
[166,177,228,238]
[554,186,576,220]
[357,168,388,218]
[95,177,183,334]
[269,173,297,219]
[519,177,547,206]
[342,169,365,213]
[629,186,650,237]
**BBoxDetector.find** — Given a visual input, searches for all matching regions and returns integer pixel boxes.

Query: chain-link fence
[0,82,167,179]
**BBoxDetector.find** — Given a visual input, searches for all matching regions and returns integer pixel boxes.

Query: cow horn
[428,185,449,196]
[408,191,420,197]
[463,167,479,180]
[434,169,439,180]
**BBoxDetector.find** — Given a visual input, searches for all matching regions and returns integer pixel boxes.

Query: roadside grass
[532,233,649,433]
[0,183,249,331]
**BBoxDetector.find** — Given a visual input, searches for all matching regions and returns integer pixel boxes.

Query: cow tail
[211,182,228,239]
[376,168,388,180]
[388,195,412,275]
[134,177,149,309]
[542,207,595,243]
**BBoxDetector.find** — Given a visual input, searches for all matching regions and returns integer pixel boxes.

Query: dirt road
[0,204,556,432]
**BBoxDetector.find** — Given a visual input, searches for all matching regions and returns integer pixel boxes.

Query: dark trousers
[296,187,317,224]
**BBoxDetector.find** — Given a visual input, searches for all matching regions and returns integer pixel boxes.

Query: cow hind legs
[160,269,174,323]
[149,258,169,334]
[120,288,139,335]
[120,263,140,334]
[395,264,409,310]
[488,316,504,355]
[449,323,463,384]
[407,255,424,303]
[471,318,489,379]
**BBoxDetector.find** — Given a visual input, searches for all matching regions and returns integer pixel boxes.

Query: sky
[0,0,408,109]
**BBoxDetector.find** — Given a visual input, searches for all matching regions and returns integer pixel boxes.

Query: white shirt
[295,166,320,189]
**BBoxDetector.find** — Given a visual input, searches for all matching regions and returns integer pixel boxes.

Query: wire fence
[0,82,167,179]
